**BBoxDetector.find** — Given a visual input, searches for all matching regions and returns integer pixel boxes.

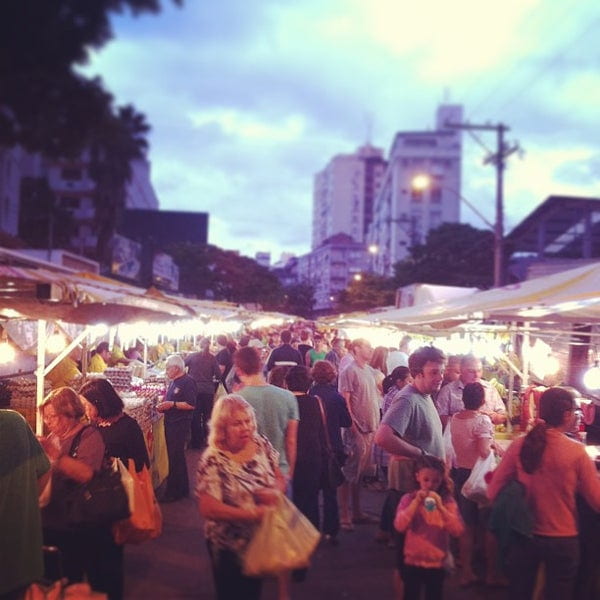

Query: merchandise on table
[104,366,134,391]
[7,375,51,428]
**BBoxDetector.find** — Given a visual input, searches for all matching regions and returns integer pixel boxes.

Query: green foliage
[90,105,150,263]
[0,1,179,266]
[166,243,285,309]
[338,272,396,311]
[394,222,494,289]
[0,1,179,157]
[282,282,315,318]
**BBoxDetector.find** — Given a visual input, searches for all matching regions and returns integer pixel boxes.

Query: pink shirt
[395,491,464,568]
[488,429,600,537]
[450,412,493,469]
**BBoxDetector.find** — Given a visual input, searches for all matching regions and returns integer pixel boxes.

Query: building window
[430,187,442,204]
[61,167,83,181]
[60,197,80,210]
[411,189,423,204]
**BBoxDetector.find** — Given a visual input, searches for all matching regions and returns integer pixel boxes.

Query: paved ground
[124,449,509,599]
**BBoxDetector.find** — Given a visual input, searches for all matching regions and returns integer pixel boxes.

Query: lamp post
[368,243,378,272]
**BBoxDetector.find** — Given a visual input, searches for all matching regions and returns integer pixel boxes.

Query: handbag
[461,451,497,506]
[112,459,163,545]
[443,416,456,469]
[242,494,320,576]
[315,395,345,487]
[65,427,130,528]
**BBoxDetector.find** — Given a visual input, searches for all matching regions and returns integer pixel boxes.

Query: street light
[368,244,378,273]
[410,174,501,286]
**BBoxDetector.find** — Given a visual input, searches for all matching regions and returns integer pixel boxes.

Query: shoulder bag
[315,395,345,488]
[65,426,130,528]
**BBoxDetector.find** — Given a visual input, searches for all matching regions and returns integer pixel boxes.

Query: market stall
[324,261,600,435]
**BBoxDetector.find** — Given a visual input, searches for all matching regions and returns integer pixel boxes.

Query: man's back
[266,344,302,371]
[238,384,299,473]
[185,352,220,394]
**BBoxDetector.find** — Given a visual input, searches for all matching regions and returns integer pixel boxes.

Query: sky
[81,0,600,262]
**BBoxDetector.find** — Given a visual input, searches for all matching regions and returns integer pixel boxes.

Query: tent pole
[522,323,531,388]
[143,338,148,380]
[36,320,46,435]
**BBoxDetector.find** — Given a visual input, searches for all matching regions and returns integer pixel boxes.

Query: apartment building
[368,104,463,276]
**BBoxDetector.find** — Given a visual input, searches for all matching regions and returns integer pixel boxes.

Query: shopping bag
[461,452,497,506]
[214,382,227,402]
[115,458,135,513]
[444,418,456,469]
[242,495,320,576]
[65,459,130,528]
[112,460,162,545]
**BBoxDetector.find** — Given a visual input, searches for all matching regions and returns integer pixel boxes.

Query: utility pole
[445,121,520,287]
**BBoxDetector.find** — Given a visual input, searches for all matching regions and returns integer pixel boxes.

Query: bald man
[435,354,506,428]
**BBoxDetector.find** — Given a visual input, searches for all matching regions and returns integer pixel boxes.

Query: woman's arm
[477,436,492,459]
[487,439,520,501]
[53,454,94,483]
[429,493,465,537]
[198,493,266,523]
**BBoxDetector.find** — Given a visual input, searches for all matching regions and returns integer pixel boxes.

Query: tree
[282,282,315,318]
[166,243,285,309]
[0,1,180,157]
[89,105,150,264]
[394,223,495,289]
[338,273,396,312]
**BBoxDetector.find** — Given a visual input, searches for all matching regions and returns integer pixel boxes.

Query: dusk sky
[82,0,600,262]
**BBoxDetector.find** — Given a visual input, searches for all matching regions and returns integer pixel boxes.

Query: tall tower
[312,144,387,249]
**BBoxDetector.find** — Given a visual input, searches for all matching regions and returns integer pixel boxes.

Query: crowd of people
[2,323,600,600]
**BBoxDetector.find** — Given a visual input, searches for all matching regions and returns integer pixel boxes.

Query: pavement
[124,448,509,599]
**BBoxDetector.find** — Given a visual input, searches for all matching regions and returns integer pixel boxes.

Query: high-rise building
[368,104,463,276]
[312,144,387,248]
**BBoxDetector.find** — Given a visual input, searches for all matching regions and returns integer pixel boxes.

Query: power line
[466,1,597,121]
[492,15,599,116]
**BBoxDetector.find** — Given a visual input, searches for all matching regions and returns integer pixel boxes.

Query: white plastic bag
[444,417,456,469]
[243,495,320,576]
[115,457,135,513]
[461,451,497,505]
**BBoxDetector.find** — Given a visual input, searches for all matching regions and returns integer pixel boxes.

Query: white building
[0,147,41,236]
[297,233,370,313]
[368,104,463,276]
[0,145,160,257]
[312,144,387,248]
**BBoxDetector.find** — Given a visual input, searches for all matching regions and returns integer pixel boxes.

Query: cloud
[78,0,600,261]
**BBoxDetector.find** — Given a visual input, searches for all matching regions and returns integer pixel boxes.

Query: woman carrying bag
[38,387,115,597]
[488,387,600,600]
[196,394,285,600]
[79,378,158,561]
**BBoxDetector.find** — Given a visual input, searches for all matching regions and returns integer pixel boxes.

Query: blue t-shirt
[239,384,299,474]
[382,384,444,459]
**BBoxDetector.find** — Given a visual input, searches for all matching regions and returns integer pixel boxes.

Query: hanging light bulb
[0,340,16,364]
[46,332,67,354]
[583,362,600,391]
